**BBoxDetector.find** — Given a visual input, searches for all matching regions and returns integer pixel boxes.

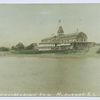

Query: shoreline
[0,51,100,58]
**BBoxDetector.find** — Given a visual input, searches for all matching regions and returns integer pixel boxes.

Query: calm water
[0,56,100,96]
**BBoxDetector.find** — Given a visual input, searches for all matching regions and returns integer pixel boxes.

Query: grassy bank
[96,49,100,54]
[11,49,89,55]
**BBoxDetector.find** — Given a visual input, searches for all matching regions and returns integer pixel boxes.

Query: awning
[57,44,70,46]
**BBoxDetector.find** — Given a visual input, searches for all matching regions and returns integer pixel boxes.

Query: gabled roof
[41,37,53,41]
[60,32,87,38]
[66,32,82,36]
[41,31,87,43]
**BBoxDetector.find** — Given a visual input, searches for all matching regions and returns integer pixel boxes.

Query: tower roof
[57,26,64,34]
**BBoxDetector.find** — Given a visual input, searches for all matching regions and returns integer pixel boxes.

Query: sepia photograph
[0,2,100,97]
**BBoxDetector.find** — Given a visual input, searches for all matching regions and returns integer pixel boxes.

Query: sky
[0,4,100,47]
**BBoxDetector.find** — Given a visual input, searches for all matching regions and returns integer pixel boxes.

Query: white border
[0,0,100,3]
[0,0,100,100]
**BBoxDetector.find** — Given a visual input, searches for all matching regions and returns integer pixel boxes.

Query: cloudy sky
[0,4,100,47]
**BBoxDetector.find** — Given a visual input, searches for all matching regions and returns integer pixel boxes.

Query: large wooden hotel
[38,23,95,51]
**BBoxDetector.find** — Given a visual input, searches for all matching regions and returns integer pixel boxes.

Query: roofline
[39,41,95,44]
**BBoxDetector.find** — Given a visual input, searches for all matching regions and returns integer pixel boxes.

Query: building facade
[38,26,95,51]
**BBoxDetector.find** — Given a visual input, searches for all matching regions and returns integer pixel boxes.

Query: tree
[25,43,37,50]
[11,46,16,50]
[16,42,24,51]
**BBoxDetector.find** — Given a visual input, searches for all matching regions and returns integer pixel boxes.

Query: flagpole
[59,20,61,26]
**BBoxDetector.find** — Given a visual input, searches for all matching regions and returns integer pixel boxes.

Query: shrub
[0,47,9,51]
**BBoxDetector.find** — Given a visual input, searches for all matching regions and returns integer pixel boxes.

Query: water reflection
[0,56,99,95]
